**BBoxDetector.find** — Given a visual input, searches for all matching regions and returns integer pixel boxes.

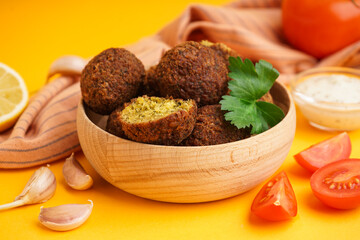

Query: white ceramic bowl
[77,82,296,203]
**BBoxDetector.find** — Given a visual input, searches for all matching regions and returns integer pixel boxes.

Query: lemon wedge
[0,63,28,132]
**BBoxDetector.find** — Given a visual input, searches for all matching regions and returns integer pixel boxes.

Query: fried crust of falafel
[81,48,145,115]
[259,92,274,103]
[111,96,197,145]
[155,41,228,106]
[182,105,251,146]
[200,40,240,64]
[138,65,160,97]
[106,105,128,139]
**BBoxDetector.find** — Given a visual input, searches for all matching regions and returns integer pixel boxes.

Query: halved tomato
[294,132,351,172]
[251,171,297,221]
[310,159,360,209]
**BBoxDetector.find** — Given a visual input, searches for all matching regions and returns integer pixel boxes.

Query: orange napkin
[0,76,81,168]
[126,0,360,82]
[1,0,359,168]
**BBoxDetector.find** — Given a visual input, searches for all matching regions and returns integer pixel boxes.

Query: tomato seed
[324,178,332,182]
[259,196,269,203]
[329,183,336,190]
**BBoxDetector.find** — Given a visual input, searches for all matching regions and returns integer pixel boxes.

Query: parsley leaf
[220,57,285,134]
[220,95,255,129]
[256,101,285,128]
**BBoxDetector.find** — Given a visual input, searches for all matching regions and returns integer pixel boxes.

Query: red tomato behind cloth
[282,0,360,58]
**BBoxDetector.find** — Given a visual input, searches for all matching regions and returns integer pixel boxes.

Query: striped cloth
[1,0,360,168]
[0,77,81,168]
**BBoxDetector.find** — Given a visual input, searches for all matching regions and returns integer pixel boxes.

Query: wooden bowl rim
[79,81,294,149]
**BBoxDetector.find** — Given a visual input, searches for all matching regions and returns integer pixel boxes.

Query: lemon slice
[0,63,28,132]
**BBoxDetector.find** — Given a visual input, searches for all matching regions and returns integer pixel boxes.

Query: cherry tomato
[310,159,360,209]
[282,0,360,58]
[294,132,351,173]
[251,171,297,221]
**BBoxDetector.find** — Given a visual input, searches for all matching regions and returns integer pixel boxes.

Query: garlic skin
[63,153,93,190]
[39,200,93,231]
[0,166,56,210]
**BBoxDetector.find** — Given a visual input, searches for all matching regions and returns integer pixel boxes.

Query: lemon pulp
[0,63,29,132]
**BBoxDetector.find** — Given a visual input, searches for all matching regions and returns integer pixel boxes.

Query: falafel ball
[81,48,145,115]
[259,92,274,103]
[201,41,275,103]
[200,40,240,64]
[182,105,251,146]
[154,41,229,106]
[108,96,197,145]
[138,65,160,97]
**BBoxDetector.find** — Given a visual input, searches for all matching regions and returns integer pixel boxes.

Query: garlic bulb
[0,166,56,210]
[62,153,93,190]
[39,200,93,231]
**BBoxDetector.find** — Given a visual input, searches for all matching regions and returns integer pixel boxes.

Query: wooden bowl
[77,82,296,203]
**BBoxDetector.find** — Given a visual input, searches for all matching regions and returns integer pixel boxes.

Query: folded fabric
[127,0,360,83]
[1,0,359,168]
[0,76,81,168]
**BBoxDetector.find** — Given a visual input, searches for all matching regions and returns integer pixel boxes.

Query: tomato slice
[294,132,351,172]
[251,171,297,221]
[310,159,360,209]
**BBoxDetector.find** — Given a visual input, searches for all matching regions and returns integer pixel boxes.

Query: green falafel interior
[121,96,193,123]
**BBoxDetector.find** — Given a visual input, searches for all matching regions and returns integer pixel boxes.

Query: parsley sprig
[220,57,285,134]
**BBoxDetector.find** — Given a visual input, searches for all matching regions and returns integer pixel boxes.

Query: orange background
[1,0,360,239]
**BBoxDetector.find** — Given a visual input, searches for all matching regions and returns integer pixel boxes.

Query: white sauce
[296,74,360,104]
[293,73,360,131]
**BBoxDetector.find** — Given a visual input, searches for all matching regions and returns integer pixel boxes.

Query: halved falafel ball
[182,105,251,146]
[81,48,145,115]
[107,96,197,145]
[106,105,127,139]
[154,41,229,106]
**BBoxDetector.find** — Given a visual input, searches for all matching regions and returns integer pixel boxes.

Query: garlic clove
[47,55,88,79]
[63,153,93,190]
[15,166,57,204]
[39,200,93,231]
[0,166,56,211]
